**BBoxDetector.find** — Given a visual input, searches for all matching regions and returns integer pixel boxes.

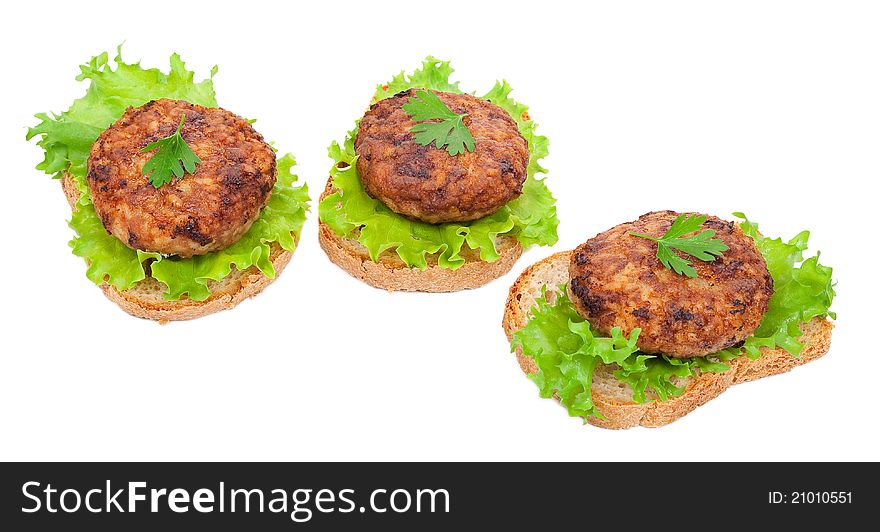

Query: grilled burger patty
[354,89,528,224]
[87,99,276,257]
[568,211,774,358]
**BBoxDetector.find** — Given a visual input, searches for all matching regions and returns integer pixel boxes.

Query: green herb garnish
[630,213,728,278]
[402,90,475,156]
[140,113,201,188]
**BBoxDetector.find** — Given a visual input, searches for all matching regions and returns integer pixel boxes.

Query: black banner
[0,462,874,529]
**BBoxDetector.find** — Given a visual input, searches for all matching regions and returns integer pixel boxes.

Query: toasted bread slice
[502,251,834,429]
[318,179,523,292]
[61,173,294,322]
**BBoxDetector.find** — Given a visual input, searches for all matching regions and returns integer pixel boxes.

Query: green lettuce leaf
[28,48,309,301]
[512,215,836,420]
[614,355,693,404]
[727,212,837,359]
[27,46,218,181]
[318,57,558,270]
[67,175,162,289]
[374,56,462,100]
[511,286,642,419]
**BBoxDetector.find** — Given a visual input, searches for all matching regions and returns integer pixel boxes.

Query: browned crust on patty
[502,251,833,429]
[568,211,774,358]
[355,89,528,224]
[318,178,522,292]
[87,99,276,257]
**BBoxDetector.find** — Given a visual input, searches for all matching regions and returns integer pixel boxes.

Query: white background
[1,0,877,461]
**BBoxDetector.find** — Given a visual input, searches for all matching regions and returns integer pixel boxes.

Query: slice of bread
[61,173,295,322]
[502,251,834,429]
[318,179,523,292]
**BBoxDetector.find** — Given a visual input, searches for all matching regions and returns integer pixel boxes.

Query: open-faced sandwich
[318,57,558,292]
[27,49,310,321]
[503,211,835,428]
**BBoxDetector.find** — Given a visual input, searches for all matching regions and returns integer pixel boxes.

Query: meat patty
[87,99,276,257]
[568,211,773,358]
[354,89,528,224]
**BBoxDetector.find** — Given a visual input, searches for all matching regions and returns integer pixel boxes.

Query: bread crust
[62,172,293,322]
[502,251,834,429]
[318,178,522,292]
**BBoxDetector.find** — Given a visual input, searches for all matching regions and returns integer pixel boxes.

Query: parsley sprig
[140,114,201,188]
[630,214,729,278]
[402,90,475,156]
